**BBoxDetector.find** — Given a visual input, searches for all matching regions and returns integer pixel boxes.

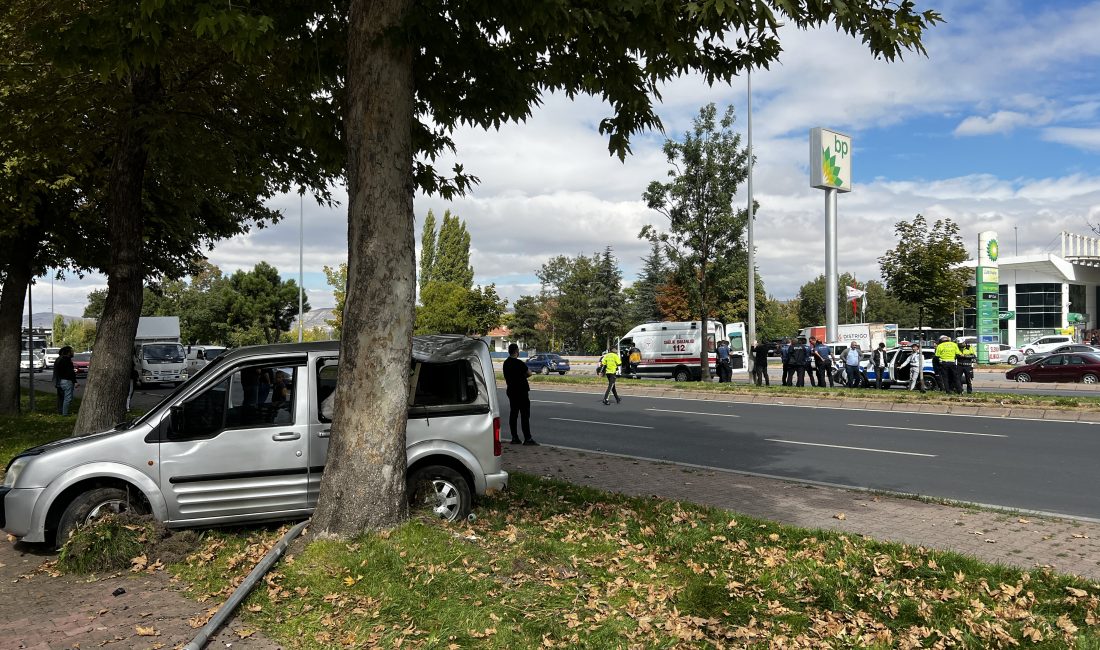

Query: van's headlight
[3,457,29,487]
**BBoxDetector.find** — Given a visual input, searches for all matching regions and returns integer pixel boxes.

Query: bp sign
[976,231,999,364]
[810,128,852,193]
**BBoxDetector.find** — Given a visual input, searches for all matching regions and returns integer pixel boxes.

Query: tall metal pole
[825,189,839,342]
[745,69,756,370]
[298,194,304,343]
[27,281,35,411]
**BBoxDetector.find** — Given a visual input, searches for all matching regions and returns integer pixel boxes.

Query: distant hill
[24,312,91,329]
[291,308,337,334]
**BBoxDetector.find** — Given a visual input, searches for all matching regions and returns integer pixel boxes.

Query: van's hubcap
[426,479,461,520]
[86,499,128,523]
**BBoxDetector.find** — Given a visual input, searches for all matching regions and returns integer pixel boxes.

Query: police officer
[957,340,977,394]
[934,335,963,394]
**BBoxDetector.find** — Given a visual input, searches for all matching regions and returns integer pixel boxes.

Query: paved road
[504,386,1100,520]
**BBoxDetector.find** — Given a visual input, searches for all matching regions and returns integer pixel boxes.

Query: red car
[1005,352,1100,384]
[71,352,91,377]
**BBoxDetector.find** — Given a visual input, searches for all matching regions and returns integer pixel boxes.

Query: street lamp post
[298,193,304,343]
[746,68,757,372]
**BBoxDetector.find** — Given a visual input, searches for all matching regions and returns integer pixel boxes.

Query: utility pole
[27,281,35,412]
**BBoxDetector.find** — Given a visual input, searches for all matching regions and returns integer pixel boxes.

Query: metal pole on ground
[27,281,35,412]
[746,69,756,371]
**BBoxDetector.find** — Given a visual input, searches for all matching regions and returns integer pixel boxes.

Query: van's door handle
[318,429,331,438]
[272,432,301,441]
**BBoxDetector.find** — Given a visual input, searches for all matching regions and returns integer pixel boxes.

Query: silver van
[2,336,508,546]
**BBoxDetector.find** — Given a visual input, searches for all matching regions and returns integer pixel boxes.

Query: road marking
[646,408,739,418]
[766,439,937,457]
[849,423,1006,438]
[522,387,1099,426]
[532,399,573,405]
[549,417,653,429]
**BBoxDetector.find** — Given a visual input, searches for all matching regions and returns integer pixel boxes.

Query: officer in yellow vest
[934,335,963,394]
[599,349,622,405]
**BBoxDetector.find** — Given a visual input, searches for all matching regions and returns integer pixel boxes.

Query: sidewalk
[504,443,1100,582]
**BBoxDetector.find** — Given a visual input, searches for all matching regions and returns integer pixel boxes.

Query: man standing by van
[716,339,731,383]
[503,343,538,445]
[872,342,888,389]
[53,346,77,416]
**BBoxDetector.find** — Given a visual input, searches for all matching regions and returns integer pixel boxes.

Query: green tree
[82,289,108,320]
[223,262,309,345]
[642,103,749,379]
[510,295,547,350]
[588,247,625,350]
[757,297,801,343]
[416,282,506,335]
[320,0,943,537]
[2,2,343,433]
[419,209,474,291]
[417,210,438,294]
[465,284,507,336]
[864,280,920,326]
[323,263,348,337]
[879,214,971,330]
[627,241,668,327]
[797,272,859,328]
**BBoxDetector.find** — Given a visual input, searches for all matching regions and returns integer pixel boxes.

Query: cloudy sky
[33,0,1100,318]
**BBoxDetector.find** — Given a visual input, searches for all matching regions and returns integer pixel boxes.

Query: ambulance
[618,320,745,381]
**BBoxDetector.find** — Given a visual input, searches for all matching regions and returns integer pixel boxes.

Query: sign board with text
[976,231,999,364]
[810,128,852,193]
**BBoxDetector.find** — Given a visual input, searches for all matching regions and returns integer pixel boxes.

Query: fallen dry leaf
[834,513,847,521]
[134,625,159,637]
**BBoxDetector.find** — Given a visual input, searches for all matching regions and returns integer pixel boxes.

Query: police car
[859,346,938,390]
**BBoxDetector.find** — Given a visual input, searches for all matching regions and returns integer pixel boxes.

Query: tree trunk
[311,0,415,537]
[72,71,158,435]
[0,259,33,415]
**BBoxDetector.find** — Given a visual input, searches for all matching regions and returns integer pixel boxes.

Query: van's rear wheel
[407,466,472,523]
[55,487,146,549]
[673,367,691,382]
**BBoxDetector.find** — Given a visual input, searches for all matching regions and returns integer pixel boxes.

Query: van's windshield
[143,344,185,362]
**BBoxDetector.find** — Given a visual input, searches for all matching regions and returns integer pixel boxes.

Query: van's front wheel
[407,466,472,523]
[55,487,146,549]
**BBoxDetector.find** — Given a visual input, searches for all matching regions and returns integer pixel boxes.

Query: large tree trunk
[72,71,157,435]
[0,259,33,415]
[311,0,416,537]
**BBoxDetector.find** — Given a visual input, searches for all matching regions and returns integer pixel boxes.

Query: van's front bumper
[484,470,509,493]
[0,486,44,541]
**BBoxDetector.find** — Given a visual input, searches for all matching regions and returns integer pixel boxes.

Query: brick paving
[0,541,282,650]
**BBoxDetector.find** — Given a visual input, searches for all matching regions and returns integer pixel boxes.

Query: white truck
[800,323,893,350]
[618,320,746,381]
[133,317,186,387]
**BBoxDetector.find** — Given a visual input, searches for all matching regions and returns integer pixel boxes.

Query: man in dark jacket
[750,340,770,386]
[872,342,888,389]
[53,346,77,416]
[502,343,538,445]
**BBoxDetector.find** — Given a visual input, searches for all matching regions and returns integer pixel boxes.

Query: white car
[1005,335,1075,364]
[43,347,61,367]
[19,351,46,371]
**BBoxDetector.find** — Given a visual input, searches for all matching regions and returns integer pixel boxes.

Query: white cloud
[954,111,1033,136]
[1041,127,1100,152]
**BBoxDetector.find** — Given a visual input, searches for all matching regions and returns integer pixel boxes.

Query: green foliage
[82,289,108,319]
[322,263,347,336]
[626,240,668,328]
[416,281,506,336]
[417,208,473,303]
[588,247,625,350]
[878,215,972,328]
[223,262,306,344]
[642,103,750,370]
[757,297,801,342]
[510,295,547,350]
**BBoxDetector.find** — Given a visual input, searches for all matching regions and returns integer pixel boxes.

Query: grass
[169,474,1100,649]
[4,400,1099,647]
[504,373,1100,412]
[0,388,78,475]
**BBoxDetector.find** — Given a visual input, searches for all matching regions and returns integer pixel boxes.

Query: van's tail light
[493,416,502,456]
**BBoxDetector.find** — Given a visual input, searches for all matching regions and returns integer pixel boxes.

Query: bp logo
[986,239,999,262]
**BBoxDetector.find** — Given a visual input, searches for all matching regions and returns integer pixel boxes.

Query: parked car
[1005,352,1100,384]
[19,351,46,371]
[71,352,91,377]
[2,336,508,547]
[1023,344,1100,366]
[859,347,938,390]
[525,353,570,375]
[1020,335,1074,357]
[43,347,61,367]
